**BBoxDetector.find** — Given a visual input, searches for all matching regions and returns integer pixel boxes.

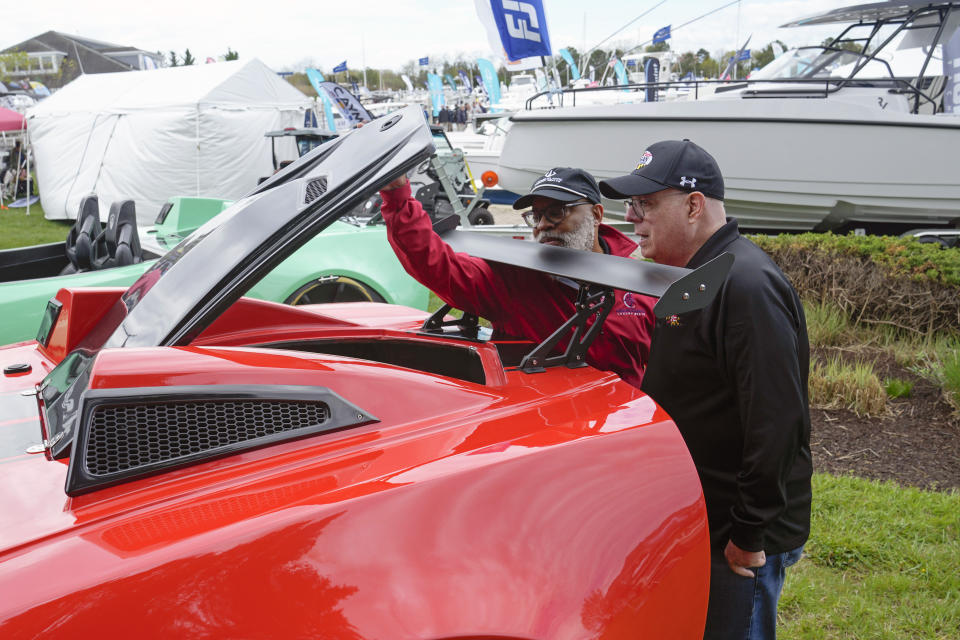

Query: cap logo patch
[680,176,697,188]
[636,151,653,169]
[543,169,557,178]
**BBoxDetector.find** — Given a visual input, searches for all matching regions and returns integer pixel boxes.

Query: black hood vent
[65,385,377,496]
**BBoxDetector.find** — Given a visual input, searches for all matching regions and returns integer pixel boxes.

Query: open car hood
[109,107,434,349]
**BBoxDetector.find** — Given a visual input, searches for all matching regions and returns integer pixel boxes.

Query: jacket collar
[686,218,740,269]
[599,223,639,258]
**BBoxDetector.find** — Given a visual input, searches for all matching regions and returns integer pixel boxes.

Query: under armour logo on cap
[680,176,696,188]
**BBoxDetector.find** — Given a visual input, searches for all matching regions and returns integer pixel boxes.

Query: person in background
[378,166,655,389]
[599,139,812,640]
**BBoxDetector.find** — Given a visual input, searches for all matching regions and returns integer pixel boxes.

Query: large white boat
[496,1,960,232]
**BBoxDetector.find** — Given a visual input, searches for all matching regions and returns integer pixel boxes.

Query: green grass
[0,201,72,250]
[805,300,853,347]
[780,474,960,639]
[883,377,913,399]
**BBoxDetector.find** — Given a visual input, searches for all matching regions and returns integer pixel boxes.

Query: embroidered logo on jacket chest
[615,292,648,317]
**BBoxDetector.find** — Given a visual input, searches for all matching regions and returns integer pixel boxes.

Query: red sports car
[0,108,728,639]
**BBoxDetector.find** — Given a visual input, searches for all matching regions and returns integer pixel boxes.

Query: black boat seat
[93,200,143,269]
[61,194,102,275]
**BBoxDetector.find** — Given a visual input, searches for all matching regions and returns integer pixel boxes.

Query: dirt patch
[811,347,959,491]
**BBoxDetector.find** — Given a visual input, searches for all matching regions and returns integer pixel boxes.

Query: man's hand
[383,175,408,191]
[725,539,766,578]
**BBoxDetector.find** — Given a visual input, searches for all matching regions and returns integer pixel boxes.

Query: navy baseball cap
[512,167,603,210]
[599,139,724,201]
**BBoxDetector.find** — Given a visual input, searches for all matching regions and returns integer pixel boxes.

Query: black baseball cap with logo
[512,167,603,210]
[599,139,725,201]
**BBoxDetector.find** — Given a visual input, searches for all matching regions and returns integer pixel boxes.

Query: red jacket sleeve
[379,182,507,321]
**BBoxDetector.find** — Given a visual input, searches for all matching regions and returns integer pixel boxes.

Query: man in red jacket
[379,167,654,388]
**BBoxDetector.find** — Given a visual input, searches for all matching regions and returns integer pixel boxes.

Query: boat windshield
[752,10,959,81]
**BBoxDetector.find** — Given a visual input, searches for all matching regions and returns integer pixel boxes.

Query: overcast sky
[7,0,845,72]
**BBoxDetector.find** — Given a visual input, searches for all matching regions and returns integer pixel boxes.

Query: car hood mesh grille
[65,384,379,496]
[87,400,330,476]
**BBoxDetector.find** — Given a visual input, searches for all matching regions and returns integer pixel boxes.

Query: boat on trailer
[496,0,960,233]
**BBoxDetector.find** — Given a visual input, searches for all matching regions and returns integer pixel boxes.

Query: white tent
[27,58,313,225]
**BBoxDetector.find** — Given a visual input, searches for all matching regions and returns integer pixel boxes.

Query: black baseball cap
[512,167,603,210]
[599,139,724,201]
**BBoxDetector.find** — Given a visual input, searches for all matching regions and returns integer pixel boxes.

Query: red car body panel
[0,287,710,638]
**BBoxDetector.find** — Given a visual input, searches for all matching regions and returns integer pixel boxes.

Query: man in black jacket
[600,140,811,640]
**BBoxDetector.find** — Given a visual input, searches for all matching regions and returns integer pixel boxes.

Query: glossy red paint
[0,294,710,638]
[41,287,126,363]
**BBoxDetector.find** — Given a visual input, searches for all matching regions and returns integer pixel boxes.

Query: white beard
[535,214,596,251]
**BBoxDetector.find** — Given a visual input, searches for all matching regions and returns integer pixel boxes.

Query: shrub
[752,233,960,336]
[809,356,887,416]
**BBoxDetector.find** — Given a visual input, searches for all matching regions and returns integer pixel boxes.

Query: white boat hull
[497,100,960,231]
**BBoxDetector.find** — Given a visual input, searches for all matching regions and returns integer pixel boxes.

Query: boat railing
[524,75,945,115]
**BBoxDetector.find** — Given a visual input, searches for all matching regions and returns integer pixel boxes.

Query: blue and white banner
[316,81,372,126]
[332,60,347,74]
[644,57,660,102]
[445,74,459,90]
[652,25,671,44]
[475,0,552,62]
[945,27,960,114]
[419,56,429,66]
[737,49,751,61]
[477,58,501,104]
[613,59,628,86]
[458,69,471,87]
[559,48,580,81]
[306,69,337,130]
[427,72,445,117]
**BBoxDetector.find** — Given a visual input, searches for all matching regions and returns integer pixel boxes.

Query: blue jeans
[702,545,804,640]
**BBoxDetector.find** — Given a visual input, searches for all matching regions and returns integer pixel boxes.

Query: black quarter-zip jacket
[642,219,812,554]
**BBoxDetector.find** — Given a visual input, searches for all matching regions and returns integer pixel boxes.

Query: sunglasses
[521,200,591,228]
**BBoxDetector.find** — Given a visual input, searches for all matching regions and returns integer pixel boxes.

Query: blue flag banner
[332,60,347,73]
[316,81,372,126]
[419,56,429,66]
[477,58,501,104]
[653,25,671,44]
[682,71,695,82]
[458,69,471,87]
[644,57,660,102]
[427,73,445,117]
[445,74,458,90]
[946,27,960,114]
[738,49,751,61]
[626,59,637,68]
[559,48,580,81]
[614,59,628,89]
[306,68,337,130]
[488,0,552,60]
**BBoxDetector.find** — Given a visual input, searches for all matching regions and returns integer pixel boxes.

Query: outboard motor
[93,200,143,269]
[61,195,102,274]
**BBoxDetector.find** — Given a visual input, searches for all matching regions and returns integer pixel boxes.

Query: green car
[0,195,429,345]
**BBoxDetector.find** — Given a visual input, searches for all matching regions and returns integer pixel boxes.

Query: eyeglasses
[521,200,591,228]
[624,191,688,222]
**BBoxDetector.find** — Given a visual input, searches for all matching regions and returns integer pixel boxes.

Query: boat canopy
[781,0,959,27]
